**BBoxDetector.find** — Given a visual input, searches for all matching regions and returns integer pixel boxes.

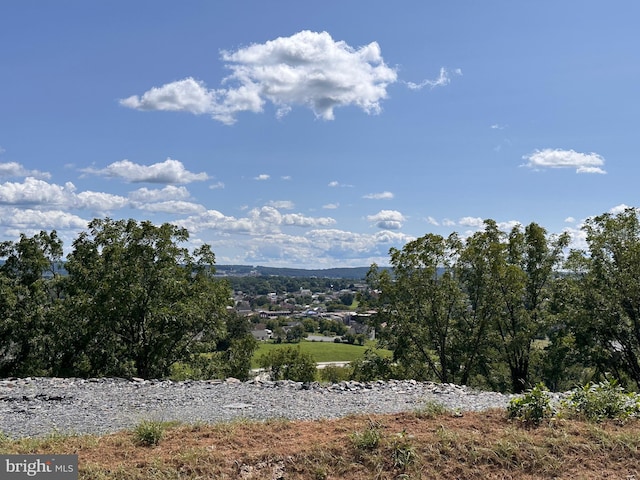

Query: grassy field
[3,409,640,479]
[252,340,391,367]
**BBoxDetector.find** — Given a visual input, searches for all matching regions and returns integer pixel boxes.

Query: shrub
[258,346,317,382]
[318,365,351,383]
[507,383,554,426]
[561,379,640,422]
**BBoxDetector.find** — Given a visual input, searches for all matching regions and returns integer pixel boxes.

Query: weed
[133,420,170,446]
[388,430,416,470]
[414,400,448,419]
[507,383,554,426]
[350,420,382,450]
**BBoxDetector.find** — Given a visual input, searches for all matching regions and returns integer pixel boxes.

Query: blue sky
[1,1,639,268]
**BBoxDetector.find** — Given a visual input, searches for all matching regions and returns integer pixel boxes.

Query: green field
[252,340,390,367]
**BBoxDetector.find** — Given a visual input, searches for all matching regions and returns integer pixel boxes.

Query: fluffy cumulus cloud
[128,185,191,202]
[0,207,87,230]
[367,209,406,230]
[0,177,74,205]
[121,30,398,124]
[177,205,336,236]
[0,162,50,179]
[363,191,394,200]
[83,158,209,183]
[522,149,606,174]
[0,177,128,214]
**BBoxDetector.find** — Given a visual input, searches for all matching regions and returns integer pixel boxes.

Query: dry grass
[2,409,640,479]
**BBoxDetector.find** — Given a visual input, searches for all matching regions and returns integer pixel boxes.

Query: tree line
[362,208,640,393]
[0,218,256,380]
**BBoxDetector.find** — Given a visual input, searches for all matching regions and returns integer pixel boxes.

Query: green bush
[318,365,351,383]
[258,345,317,382]
[507,383,554,426]
[133,420,167,446]
[561,379,640,422]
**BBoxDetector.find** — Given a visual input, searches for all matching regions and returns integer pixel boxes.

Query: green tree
[465,221,568,393]
[59,218,229,379]
[568,208,640,387]
[213,312,258,380]
[0,231,63,376]
[369,233,473,383]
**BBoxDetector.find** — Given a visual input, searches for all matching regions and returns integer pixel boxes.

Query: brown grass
[2,409,640,479]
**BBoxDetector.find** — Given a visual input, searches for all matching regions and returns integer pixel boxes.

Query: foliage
[350,420,381,450]
[561,379,640,422]
[0,231,63,377]
[565,208,640,388]
[318,365,352,383]
[258,345,317,382]
[507,383,555,426]
[349,348,396,382]
[38,218,230,379]
[132,420,170,446]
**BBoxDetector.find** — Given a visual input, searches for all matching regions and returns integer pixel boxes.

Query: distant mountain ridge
[0,259,386,280]
[214,264,388,279]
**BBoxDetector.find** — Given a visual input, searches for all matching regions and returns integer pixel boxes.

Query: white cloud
[323,202,339,209]
[128,186,191,202]
[564,216,576,223]
[363,191,394,200]
[282,213,335,228]
[138,200,206,215]
[0,177,74,205]
[425,216,439,226]
[254,174,270,181]
[0,207,87,230]
[209,181,225,190]
[74,191,129,212]
[0,177,129,214]
[268,200,294,210]
[328,180,353,188]
[0,162,51,179]
[458,216,484,228]
[177,205,336,236]
[609,203,633,215]
[406,67,462,90]
[83,158,209,183]
[522,149,607,174]
[120,77,220,115]
[121,30,398,124]
[367,209,406,230]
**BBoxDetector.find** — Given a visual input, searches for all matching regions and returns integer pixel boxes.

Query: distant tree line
[0,218,256,380]
[361,208,640,393]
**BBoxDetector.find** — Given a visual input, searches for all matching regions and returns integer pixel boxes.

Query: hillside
[214,264,389,279]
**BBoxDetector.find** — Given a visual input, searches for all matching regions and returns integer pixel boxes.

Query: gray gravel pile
[0,377,516,439]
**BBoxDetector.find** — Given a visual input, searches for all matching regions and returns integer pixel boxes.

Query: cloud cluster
[178,206,336,236]
[121,31,398,123]
[367,209,406,230]
[82,158,209,183]
[522,149,606,174]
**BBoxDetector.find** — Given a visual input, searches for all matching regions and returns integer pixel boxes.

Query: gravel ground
[0,377,518,439]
